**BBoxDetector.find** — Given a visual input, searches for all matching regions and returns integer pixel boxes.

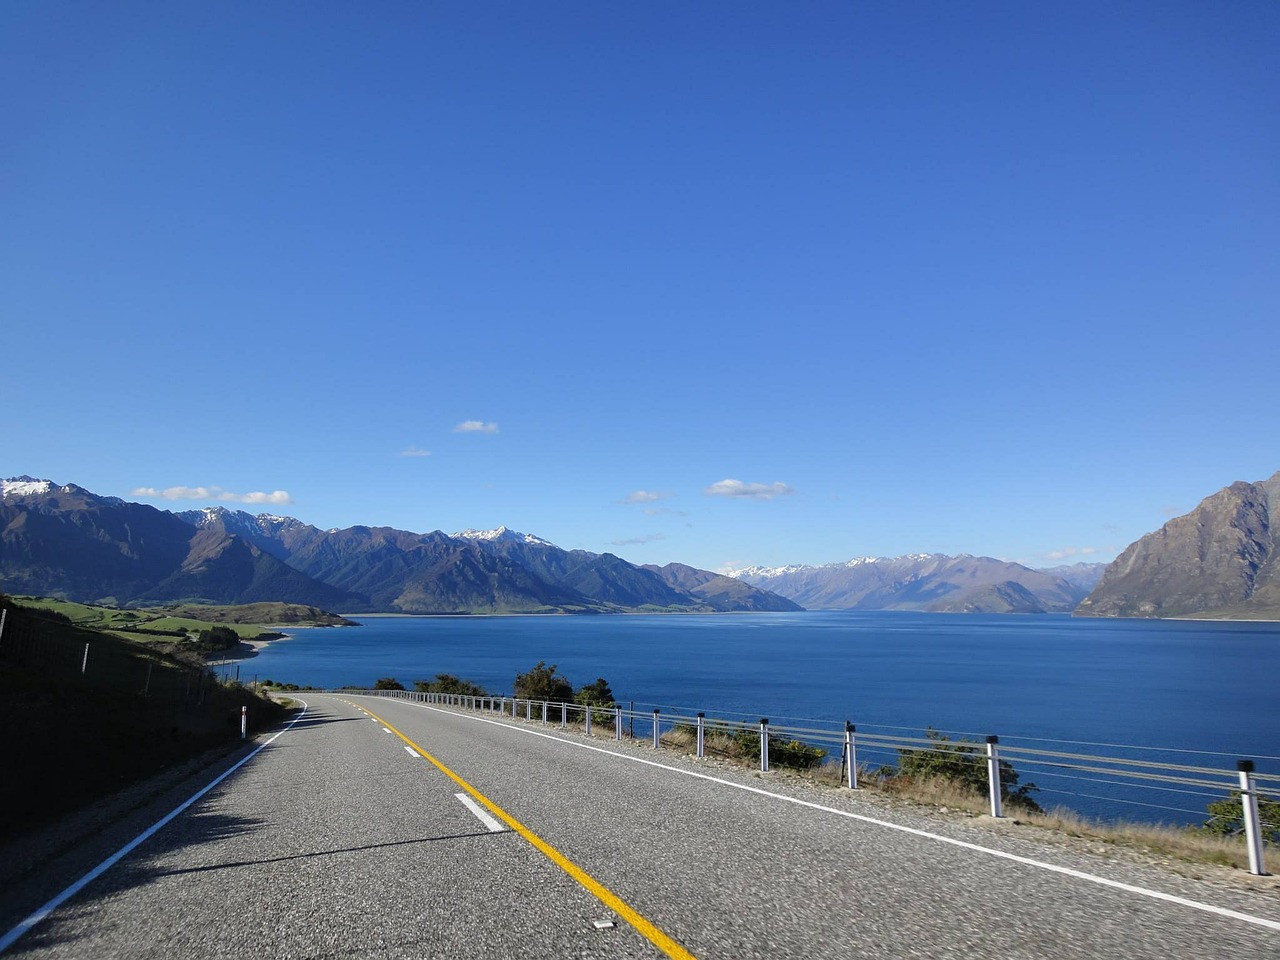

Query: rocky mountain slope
[0,478,796,615]
[1077,471,1280,619]
[729,554,1098,614]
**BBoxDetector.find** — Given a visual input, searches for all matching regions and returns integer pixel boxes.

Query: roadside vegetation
[0,595,290,837]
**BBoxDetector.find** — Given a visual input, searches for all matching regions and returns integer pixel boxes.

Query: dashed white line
[455,792,507,833]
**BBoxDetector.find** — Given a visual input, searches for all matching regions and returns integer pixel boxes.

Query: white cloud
[622,490,669,504]
[703,479,795,501]
[454,420,499,434]
[132,485,293,505]
[399,446,432,457]
[610,533,667,546]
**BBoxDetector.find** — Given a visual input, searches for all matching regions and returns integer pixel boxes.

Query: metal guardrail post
[986,735,1004,818]
[1238,761,1270,876]
[760,719,769,772]
[652,709,660,749]
[845,722,858,789]
[696,712,705,758]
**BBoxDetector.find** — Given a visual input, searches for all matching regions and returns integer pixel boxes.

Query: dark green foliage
[896,729,1041,812]
[514,661,572,702]
[574,677,614,706]
[192,625,241,653]
[574,677,616,726]
[373,677,405,690]
[414,673,489,696]
[730,728,827,769]
[1201,791,1280,843]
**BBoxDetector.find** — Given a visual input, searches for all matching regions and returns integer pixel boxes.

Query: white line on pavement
[455,792,507,833]
[0,701,313,955]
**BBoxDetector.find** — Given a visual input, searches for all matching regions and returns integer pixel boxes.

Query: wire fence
[0,604,218,703]
[348,687,1278,875]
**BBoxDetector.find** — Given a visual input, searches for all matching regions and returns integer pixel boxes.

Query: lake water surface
[246,611,1280,824]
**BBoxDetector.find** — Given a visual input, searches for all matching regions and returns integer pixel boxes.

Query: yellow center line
[360,702,697,960]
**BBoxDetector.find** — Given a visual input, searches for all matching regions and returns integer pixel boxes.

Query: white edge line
[364,696,1280,934]
[455,792,506,833]
[0,699,312,955]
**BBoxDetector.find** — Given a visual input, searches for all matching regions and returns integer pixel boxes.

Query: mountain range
[0,478,799,615]
[1077,471,1280,619]
[728,554,1103,614]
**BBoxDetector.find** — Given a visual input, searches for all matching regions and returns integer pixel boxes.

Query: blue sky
[4,2,1277,572]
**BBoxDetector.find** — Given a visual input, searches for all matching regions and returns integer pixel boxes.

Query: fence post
[1238,761,1270,876]
[696,712,705,758]
[240,705,247,740]
[986,736,1004,818]
[845,722,858,789]
[615,705,623,740]
[585,703,592,736]
[81,642,89,677]
[652,709,661,749]
[760,719,770,772]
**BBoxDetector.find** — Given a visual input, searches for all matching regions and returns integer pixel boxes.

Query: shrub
[1201,790,1280,844]
[514,661,572,702]
[374,677,405,690]
[574,677,616,727]
[896,729,1041,813]
[414,674,489,696]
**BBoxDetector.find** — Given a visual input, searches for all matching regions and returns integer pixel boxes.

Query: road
[2,693,1278,958]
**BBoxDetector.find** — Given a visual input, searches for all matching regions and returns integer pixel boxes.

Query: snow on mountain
[452,526,556,547]
[2,476,55,498]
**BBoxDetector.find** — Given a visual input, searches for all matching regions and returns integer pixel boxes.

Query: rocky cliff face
[1077,471,1280,619]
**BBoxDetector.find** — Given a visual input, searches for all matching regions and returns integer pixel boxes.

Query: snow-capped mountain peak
[2,476,55,499]
[452,526,555,547]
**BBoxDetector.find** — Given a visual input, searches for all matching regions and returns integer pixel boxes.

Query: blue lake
[243,611,1280,825]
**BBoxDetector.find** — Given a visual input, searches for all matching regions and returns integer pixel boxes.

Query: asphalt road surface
[3,694,1278,958]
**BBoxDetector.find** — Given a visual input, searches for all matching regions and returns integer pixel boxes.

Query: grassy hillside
[0,597,289,837]
[12,596,357,643]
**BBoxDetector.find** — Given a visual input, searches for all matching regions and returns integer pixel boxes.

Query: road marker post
[760,719,769,772]
[696,713,705,758]
[986,736,1003,818]
[240,705,248,740]
[652,709,660,749]
[1238,760,1270,875]
[845,722,858,789]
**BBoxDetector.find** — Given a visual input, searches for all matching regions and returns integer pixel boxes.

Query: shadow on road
[145,830,507,878]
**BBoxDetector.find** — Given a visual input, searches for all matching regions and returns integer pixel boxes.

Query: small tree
[575,677,616,727]
[514,661,572,702]
[1201,791,1280,844]
[414,674,489,696]
[374,677,405,690]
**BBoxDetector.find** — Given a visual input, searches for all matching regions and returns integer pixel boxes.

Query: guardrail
[344,688,1278,876]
